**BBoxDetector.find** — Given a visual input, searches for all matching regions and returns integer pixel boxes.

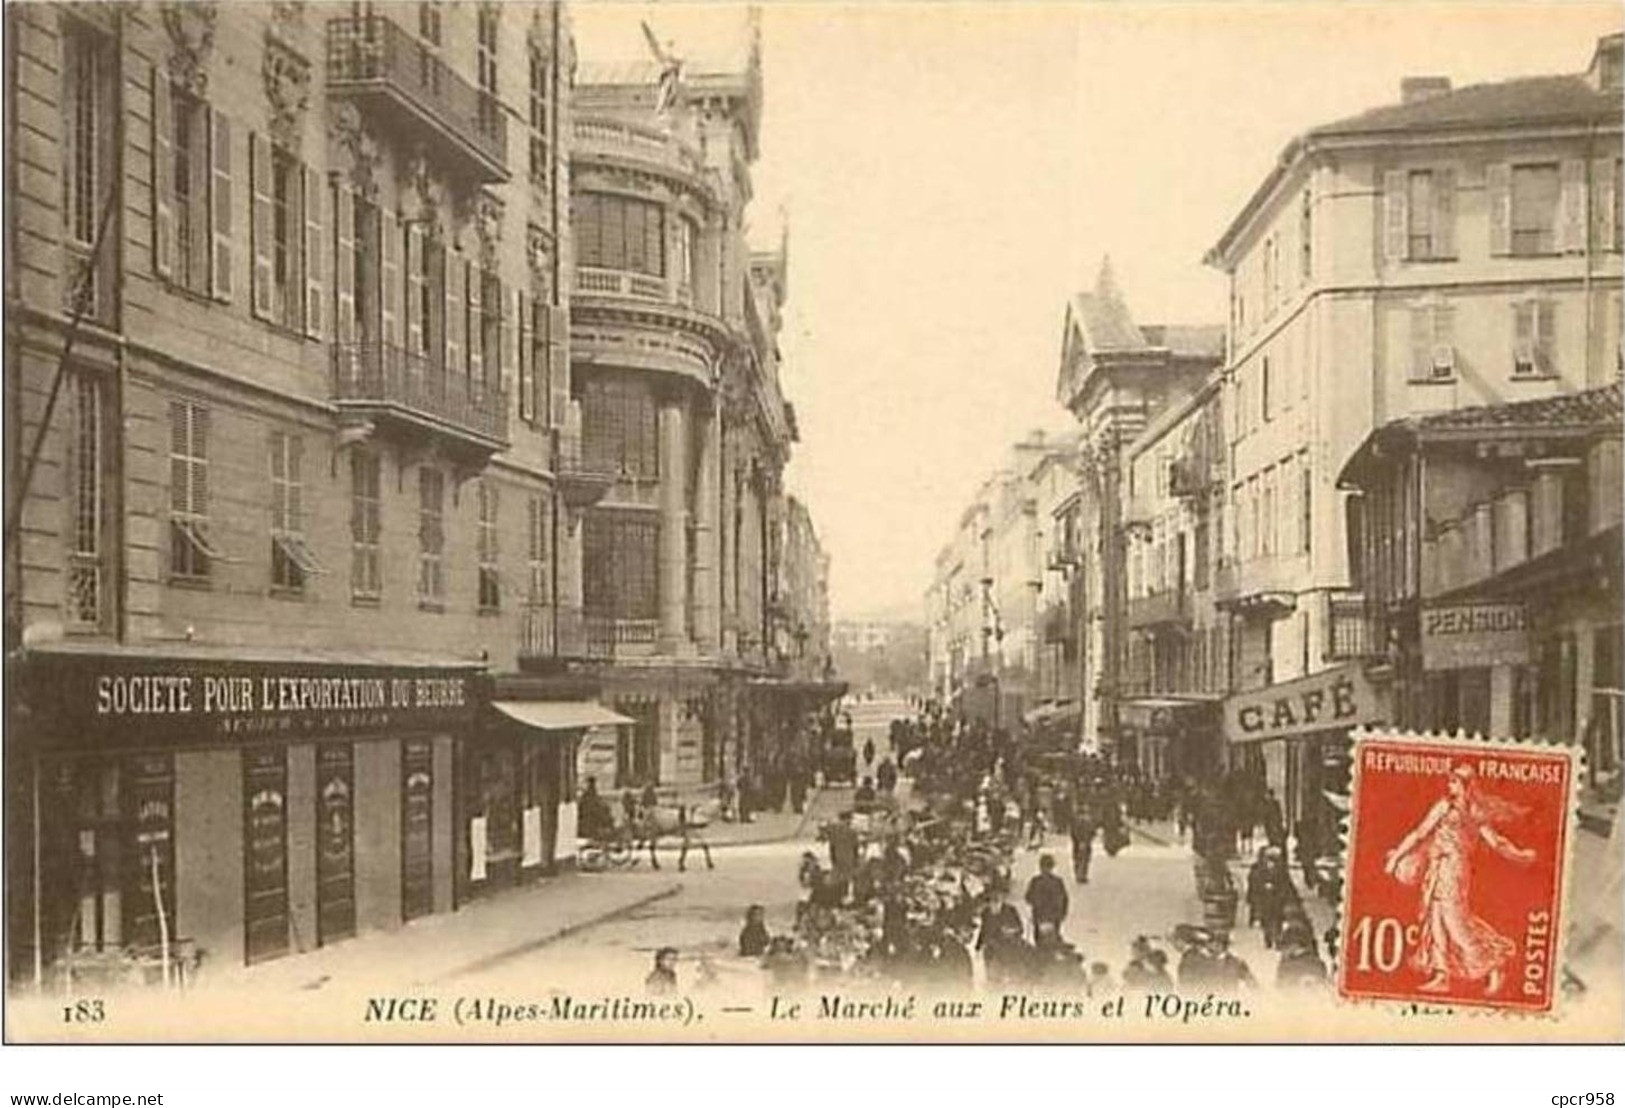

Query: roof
[1207,48,1622,267]
[1314,74,1618,138]
[1338,381,1622,487]
[1408,380,1622,433]
[1140,324,1226,360]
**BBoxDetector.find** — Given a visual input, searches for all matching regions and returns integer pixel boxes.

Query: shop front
[457,678,631,902]
[7,644,480,988]
[1118,696,1222,783]
[1221,661,1389,860]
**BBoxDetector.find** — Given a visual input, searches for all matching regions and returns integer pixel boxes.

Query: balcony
[555,419,615,510]
[332,342,508,460]
[1127,586,1191,630]
[574,266,676,304]
[1212,557,1298,619]
[573,116,707,184]
[326,15,508,185]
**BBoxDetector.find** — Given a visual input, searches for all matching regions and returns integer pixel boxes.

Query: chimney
[1590,32,1622,92]
[1401,76,1452,105]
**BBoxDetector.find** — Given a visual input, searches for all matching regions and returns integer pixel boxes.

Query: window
[1299,189,1312,281]
[476,4,499,137]
[572,193,666,277]
[1407,171,1433,259]
[1262,469,1277,558]
[169,400,223,581]
[1409,301,1457,381]
[1261,357,1272,422]
[62,18,114,249]
[418,2,442,45]
[170,88,211,294]
[527,492,549,603]
[528,45,552,187]
[418,466,446,605]
[1262,238,1275,314]
[1513,300,1558,377]
[581,374,659,478]
[270,431,322,592]
[350,451,382,600]
[477,480,501,612]
[584,510,660,620]
[1510,164,1561,255]
[67,372,107,628]
[674,217,697,299]
[251,136,321,336]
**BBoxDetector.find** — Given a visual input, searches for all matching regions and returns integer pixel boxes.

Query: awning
[493,700,633,732]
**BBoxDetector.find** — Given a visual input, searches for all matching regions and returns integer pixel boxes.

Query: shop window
[243,747,290,965]
[315,744,356,947]
[401,739,435,921]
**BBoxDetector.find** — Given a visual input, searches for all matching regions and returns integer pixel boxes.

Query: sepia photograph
[2,0,1623,1062]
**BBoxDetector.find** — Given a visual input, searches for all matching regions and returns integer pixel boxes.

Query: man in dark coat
[1070,794,1098,884]
[825,812,861,901]
[976,890,1028,987]
[1023,853,1070,943]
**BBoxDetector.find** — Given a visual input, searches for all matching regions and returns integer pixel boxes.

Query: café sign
[1222,662,1386,745]
[23,654,481,751]
[1420,602,1529,671]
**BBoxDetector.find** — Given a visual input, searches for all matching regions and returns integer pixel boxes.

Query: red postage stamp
[1338,732,1581,1013]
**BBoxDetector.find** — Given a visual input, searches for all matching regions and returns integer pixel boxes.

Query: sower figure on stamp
[1384,764,1536,996]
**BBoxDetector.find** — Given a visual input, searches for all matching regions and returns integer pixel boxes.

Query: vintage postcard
[3,0,1622,1046]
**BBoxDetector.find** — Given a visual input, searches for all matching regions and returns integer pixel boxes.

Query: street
[454,697,1323,999]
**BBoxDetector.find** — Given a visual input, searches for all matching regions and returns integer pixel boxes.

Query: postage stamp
[1338,731,1582,1014]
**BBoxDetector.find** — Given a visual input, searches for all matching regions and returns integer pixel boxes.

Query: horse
[631,800,719,872]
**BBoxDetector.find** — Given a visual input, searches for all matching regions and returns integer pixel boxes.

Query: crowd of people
[698,707,1334,997]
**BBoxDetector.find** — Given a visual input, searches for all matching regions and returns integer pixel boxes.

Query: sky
[570,0,1624,622]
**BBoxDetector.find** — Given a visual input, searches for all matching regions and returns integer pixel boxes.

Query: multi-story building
[4,1,584,983]
[1117,369,1229,780]
[563,18,820,797]
[925,429,1083,730]
[1203,33,1623,830]
[781,495,832,683]
[1054,263,1225,755]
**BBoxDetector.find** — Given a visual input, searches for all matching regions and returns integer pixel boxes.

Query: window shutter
[517,294,532,423]
[1594,158,1618,252]
[250,133,273,319]
[1536,300,1557,374]
[445,250,464,377]
[500,282,517,395]
[303,165,325,338]
[548,304,569,429]
[380,208,400,348]
[190,405,210,518]
[270,432,287,531]
[168,402,189,513]
[468,264,484,378]
[1488,163,1512,255]
[1432,167,1456,259]
[152,72,175,279]
[405,222,425,356]
[333,181,356,347]
[1382,170,1407,263]
[209,110,233,301]
[1561,158,1587,254]
[1433,303,1456,373]
[1513,301,1536,372]
[1408,306,1431,382]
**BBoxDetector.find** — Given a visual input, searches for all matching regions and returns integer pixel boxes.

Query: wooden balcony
[1127,586,1190,630]
[326,15,508,185]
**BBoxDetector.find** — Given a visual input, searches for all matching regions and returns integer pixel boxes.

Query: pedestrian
[737,765,755,825]
[1276,928,1328,990]
[1173,925,1217,990]
[1070,804,1097,884]
[646,947,679,994]
[1247,846,1293,949]
[1024,853,1070,944]
[854,776,878,810]
[1261,788,1287,849]
[1087,961,1117,1000]
[1122,936,1175,992]
[578,777,613,842]
[1204,931,1258,994]
[876,757,898,795]
[862,736,876,769]
[738,905,771,957]
[825,811,861,900]
[977,889,1028,987]
[640,779,660,815]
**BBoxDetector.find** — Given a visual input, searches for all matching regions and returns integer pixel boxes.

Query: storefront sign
[1222,662,1386,745]
[21,654,481,751]
[1420,602,1530,671]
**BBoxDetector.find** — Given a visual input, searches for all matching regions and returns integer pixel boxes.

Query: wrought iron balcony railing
[326,15,508,183]
[332,342,508,446]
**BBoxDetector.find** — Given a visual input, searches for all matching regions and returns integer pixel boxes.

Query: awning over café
[492,700,633,732]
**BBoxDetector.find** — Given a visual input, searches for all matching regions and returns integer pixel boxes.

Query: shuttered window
[1510,163,1561,256]
[1513,300,1558,378]
[169,400,221,581]
[350,450,382,600]
[270,432,322,592]
[528,45,552,187]
[418,466,446,604]
[251,136,316,331]
[527,492,549,602]
[477,480,501,612]
[67,373,107,628]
